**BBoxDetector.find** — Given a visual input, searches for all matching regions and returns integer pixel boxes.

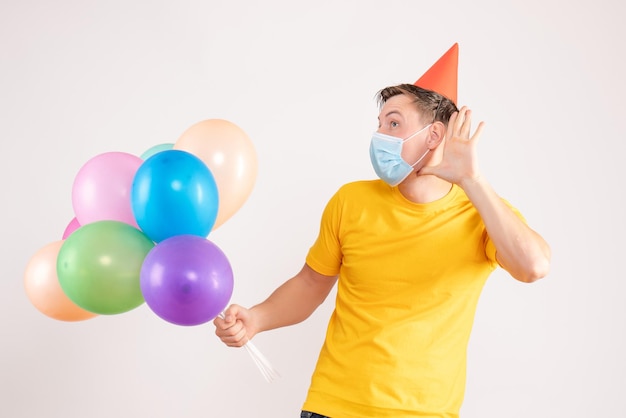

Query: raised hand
[419,106,485,188]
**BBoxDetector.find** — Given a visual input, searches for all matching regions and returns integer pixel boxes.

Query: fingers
[471,121,486,144]
[221,303,242,323]
[215,323,248,347]
[447,111,458,139]
[213,304,250,347]
[459,107,472,139]
[449,106,483,141]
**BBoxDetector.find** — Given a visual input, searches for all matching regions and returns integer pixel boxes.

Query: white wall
[2,1,624,417]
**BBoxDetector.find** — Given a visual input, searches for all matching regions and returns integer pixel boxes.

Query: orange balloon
[24,241,97,322]
[174,119,258,230]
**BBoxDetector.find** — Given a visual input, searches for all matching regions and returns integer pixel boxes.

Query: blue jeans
[300,411,329,418]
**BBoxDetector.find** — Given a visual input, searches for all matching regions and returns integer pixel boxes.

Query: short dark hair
[376,84,458,124]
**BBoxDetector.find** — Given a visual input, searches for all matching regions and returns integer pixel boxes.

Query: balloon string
[218,313,281,383]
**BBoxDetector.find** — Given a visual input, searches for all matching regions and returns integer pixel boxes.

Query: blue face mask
[369,124,432,186]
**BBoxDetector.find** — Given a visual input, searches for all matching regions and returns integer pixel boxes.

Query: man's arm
[214,263,337,347]
[419,106,551,282]
[461,177,551,282]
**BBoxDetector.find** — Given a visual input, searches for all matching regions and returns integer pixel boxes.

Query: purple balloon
[140,235,234,326]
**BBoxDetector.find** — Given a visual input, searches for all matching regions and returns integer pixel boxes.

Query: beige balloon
[174,119,258,230]
[24,241,98,322]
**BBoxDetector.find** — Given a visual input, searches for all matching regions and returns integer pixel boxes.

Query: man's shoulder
[337,179,385,195]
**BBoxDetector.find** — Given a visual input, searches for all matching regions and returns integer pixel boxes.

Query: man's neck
[398,174,452,204]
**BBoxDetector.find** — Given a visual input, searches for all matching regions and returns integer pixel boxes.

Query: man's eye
[390,121,398,128]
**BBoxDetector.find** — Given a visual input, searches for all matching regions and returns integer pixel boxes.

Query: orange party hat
[414,43,458,104]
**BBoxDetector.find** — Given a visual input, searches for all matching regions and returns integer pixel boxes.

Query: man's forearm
[461,176,551,282]
[251,264,337,333]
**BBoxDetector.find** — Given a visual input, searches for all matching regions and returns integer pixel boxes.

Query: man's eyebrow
[378,110,402,121]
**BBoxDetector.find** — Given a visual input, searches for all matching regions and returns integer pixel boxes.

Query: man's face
[377,94,429,165]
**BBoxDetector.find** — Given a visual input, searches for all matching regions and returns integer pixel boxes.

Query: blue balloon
[131,150,219,242]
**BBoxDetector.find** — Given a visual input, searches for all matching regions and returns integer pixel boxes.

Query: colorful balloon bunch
[24,119,258,326]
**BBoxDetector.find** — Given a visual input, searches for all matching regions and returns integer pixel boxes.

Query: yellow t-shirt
[303,180,512,418]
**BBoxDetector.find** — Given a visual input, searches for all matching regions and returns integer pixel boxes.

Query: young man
[213,44,551,417]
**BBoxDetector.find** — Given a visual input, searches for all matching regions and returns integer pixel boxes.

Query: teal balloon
[57,220,155,315]
[131,150,219,243]
[140,143,174,160]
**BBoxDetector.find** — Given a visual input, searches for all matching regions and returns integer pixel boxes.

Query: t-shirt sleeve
[306,189,344,277]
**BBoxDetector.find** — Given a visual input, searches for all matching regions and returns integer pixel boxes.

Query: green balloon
[140,143,174,160]
[57,220,155,315]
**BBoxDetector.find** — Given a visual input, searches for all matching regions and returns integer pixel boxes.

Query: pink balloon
[62,217,81,239]
[72,152,143,228]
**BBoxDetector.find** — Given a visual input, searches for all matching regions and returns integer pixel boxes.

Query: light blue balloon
[131,150,219,242]
[140,143,174,160]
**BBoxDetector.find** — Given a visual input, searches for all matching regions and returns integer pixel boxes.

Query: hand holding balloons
[26,118,254,328]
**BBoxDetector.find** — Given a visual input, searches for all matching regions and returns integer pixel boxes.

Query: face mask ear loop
[407,97,441,168]
[410,148,430,168]
[405,121,433,168]
[403,123,432,143]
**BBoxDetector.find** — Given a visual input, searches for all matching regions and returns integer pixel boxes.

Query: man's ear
[426,121,446,149]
